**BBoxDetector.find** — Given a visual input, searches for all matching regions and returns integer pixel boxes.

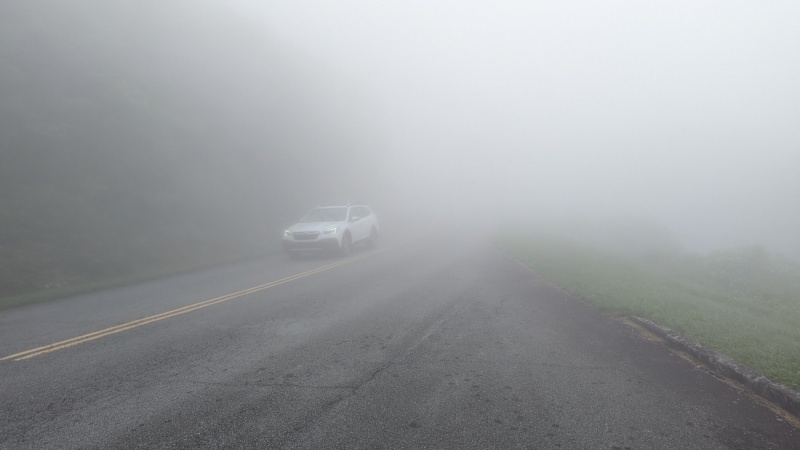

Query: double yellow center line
[1,248,386,362]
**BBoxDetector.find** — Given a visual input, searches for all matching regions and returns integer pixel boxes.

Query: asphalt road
[1,238,798,449]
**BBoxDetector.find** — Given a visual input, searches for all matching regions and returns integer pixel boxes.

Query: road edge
[631,316,800,419]
[0,250,283,312]
[496,246,800,420]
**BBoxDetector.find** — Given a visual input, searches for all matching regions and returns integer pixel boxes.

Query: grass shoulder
[496,234,800,390]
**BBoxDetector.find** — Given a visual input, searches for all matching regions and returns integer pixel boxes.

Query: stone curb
[630,316,800,419]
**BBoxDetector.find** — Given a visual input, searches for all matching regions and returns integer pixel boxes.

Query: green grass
[497,234,800,390]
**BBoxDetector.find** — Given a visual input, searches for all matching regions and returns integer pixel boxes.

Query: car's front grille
[292,231,320,241]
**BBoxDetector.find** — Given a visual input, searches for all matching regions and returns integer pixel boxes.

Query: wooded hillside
[0,0,379,298]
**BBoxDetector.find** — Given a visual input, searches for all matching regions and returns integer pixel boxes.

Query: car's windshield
[300,207,347,223]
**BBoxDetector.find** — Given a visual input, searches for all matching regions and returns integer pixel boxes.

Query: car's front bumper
[282,238,340,252]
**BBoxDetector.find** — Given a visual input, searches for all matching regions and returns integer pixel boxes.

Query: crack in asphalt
[313,302,469,410]
[176,363,403,401]
[539,363,617,370]
[267,297,471,445]
[322,362,399,407]
[182,379,356,390]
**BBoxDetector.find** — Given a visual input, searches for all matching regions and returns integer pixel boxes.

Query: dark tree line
[0,0,379,297]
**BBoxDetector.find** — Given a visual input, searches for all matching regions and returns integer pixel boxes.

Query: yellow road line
[1,248,387,362]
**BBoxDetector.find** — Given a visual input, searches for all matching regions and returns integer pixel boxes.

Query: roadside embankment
[496,234,800,395]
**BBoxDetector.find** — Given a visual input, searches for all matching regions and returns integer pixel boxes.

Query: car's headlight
[322,227,337,234]
[283,230,292,237]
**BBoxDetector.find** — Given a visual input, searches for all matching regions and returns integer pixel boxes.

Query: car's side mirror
[350,216,360,222]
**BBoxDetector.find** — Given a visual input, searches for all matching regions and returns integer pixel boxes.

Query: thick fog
[2,0,799,297]
[244,0,800,256]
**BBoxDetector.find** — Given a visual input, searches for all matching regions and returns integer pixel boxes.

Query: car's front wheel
[367,227,378,248]
[339,233,352,256]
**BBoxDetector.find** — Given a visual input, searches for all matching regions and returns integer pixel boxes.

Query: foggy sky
[209,2,798,254]
[227,1,800,251]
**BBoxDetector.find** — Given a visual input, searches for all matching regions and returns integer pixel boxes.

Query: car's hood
[288,221,343,233]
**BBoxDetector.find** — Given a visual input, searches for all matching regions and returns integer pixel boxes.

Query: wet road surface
[1,239,798,449]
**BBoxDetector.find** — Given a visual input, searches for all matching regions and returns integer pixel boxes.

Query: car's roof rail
[314,203,367,208]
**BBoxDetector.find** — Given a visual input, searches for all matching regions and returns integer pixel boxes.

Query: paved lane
[0,239,797,449]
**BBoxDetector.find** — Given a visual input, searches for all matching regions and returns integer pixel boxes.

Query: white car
[282,204,379,257]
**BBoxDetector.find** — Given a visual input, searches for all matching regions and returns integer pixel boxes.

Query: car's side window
[347,206,371,221]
